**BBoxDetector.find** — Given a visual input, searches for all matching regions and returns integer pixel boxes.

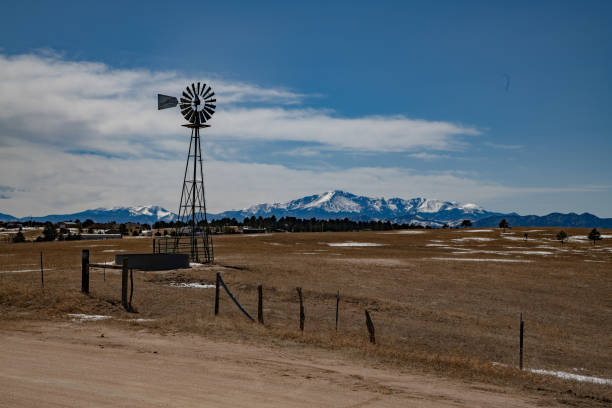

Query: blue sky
[0,0,611,217]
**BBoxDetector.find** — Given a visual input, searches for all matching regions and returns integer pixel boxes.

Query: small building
[80,233,122,240]
[242,227,266,234]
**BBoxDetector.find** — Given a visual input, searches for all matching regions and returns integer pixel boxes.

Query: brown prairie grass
[1,228,611,405]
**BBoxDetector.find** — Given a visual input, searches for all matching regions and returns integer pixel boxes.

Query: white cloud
[0,52,479,157]
[0,142,604,217]
[408,152,451,161]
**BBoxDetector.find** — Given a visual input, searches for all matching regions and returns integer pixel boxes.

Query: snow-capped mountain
[1,205,177,224]
[210,190,497,226]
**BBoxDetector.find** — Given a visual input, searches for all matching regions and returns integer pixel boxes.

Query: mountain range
[1,190,611,228]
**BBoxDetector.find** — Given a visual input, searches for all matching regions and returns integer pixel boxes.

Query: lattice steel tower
[157,82,216,262]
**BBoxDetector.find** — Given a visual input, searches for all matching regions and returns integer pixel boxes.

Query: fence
[153,235,213,263]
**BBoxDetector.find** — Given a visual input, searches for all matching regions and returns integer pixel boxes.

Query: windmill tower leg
[176,127,214,263]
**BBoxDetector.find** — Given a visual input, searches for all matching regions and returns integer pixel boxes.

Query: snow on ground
[536,246,568,251]
[427,257,533,263]
[492,363,612,385]
[452,237,493,242]
[584,260,605,263]
[425,243,447,247]
[124,318,156,323]
[460,229,493,233]
[102,249,126,253]
[510,251,554,255]
[68,314,111,322]
[378,230,426,235]
[529,369,612,385]
[600,234,612,238]
[75,244,116,247]
[190,262,203,267]
[525,230,544,232]
[503,236,526,241]
[169,282,215,289]
[0,268,53,274]
[568,236,589,242]
[326,242,386,247]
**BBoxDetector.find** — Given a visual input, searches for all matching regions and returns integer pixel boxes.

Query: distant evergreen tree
[461,219,472,228]
[556,230,568,245]
[498,219,509,232]
[12,228,26,243]
[42,222,57,241]
[588,228,602,245]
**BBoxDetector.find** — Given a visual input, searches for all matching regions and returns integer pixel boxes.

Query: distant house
[80,233,122,240]
[242,227,266,234]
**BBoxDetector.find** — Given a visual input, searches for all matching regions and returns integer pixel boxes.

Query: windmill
[157,83,216,263]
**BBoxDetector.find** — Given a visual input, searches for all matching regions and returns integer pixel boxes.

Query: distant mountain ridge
[0,206,177,224]
[210,190,500,227]
[2,190,611,228]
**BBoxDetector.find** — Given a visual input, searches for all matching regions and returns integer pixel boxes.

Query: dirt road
[0,321,552,407]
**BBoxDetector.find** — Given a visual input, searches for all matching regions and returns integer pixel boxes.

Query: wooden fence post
[214,272,220,316]
[40,252,44,289]
[129,268,134,310]
[296,287,305,332]
[519,312,524,370]
[81,250,89,294]
[257,284,264,324]
[335,290,339,331]
[121,259,128,310]
[365,309,376,344]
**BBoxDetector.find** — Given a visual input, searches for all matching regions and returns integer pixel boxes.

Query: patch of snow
[0,268,54,274]
[511,251,554,255]
[68,313,111,322]
[568,236,588,242]
[529,369,612,385]
[378,230,425,235]
[427,257,533,263]
[535,246,568,251]
[450,250,511,256]
[326,242,386,247]
[124,318,156,323]
[452,237,493,242]
[584,260,605,263]
[525,230,544,232]
[189,262,203,267]
[425,243,447,247]
[169,282,215,289]
[503,236,526,241]
[461,229,493,233]
[102,249,126,253]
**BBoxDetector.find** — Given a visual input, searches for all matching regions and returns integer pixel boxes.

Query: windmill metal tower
[157,82,216,263]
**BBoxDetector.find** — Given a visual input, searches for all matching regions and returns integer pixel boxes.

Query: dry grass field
[1,227,611,406]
